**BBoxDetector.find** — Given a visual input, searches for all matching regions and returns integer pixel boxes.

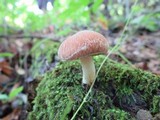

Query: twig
[0,34,61,42]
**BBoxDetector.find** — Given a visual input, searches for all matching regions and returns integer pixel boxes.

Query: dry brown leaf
[141,48,157,59]
[0,74,11,85]
[148,60,160,75]
[97,18,108,30]
[9,44,18,55]
[2,108,21,120]
[0,60,13,76]
[134,62,149,70]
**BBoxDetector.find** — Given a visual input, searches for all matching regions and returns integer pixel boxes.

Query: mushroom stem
[80,56,96,85]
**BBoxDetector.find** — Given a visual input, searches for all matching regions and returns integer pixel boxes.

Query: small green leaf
[0,93,9,100]
[9,86,23,100]
[0,52,14,58]
[91,0,103,12]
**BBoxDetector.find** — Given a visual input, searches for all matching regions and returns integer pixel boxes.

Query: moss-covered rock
[28,56,160,120]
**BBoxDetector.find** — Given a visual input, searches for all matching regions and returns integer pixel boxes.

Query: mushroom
[58,30,109,86]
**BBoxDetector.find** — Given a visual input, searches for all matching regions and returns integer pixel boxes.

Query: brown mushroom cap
[58,30,109,60]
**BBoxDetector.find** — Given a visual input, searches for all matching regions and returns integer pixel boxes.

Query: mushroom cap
[58,30,109,60]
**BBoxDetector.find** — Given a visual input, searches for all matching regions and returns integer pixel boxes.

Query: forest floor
[0,24,160,119]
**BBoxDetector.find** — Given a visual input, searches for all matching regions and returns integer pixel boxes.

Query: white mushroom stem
[80,56,96,85]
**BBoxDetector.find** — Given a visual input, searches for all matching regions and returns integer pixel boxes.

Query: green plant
[29,40,59,78]
[102,109,134,120]
[0,86,23,102]
[0,52,14,58]
[151,96,160,113]
[0,0,105,33]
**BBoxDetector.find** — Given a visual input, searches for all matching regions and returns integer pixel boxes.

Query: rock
[136,109,152,120]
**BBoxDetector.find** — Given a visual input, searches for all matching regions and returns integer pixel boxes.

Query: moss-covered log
[28,56,160,120]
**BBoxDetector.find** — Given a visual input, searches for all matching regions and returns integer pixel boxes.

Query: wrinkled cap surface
[58,30,109,60]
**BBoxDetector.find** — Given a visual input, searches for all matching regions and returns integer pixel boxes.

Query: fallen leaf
[0,60,13,76]
[148,60,160,75]
[0,74,11,85]
[134,62,149,70]
[2,108,21,120]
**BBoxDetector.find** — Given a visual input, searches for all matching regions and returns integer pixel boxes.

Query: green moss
[31,40,60,62]
[102,108,135,120]
[30,41,60,78]
[28,56,160,120]
[151,95,160,113]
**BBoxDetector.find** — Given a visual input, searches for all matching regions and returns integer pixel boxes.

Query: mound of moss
[28,56,160,120]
